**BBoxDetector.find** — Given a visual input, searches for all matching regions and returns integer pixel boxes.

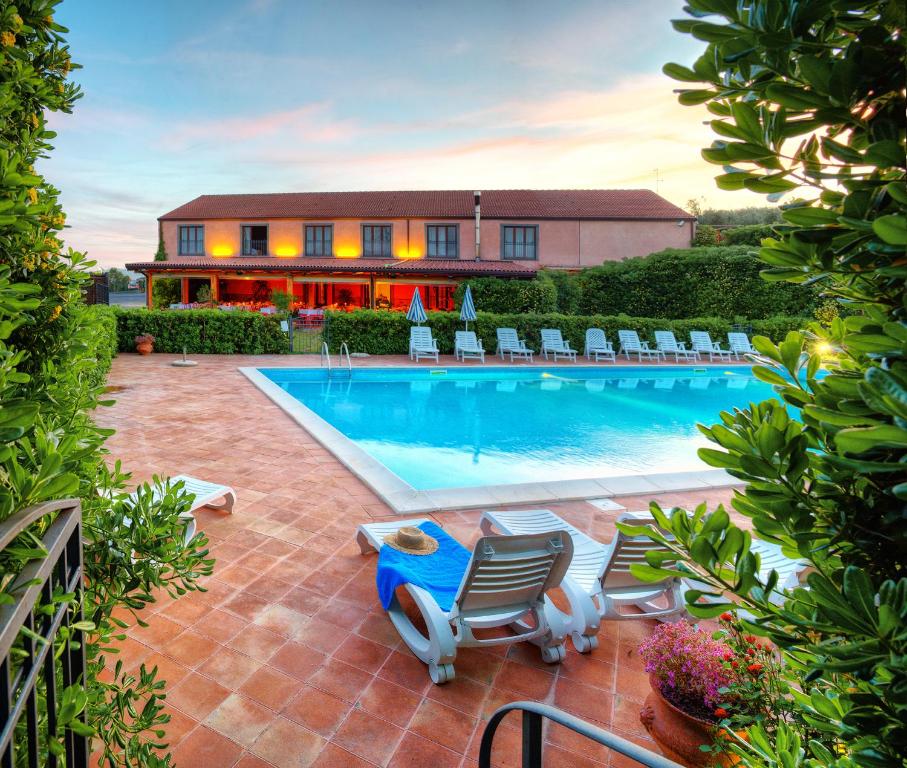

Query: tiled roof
[159,189,693,221]
[124,257,539,278]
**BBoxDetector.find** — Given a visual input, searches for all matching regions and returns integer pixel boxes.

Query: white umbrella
[406,289,428,325]
[460,284,477,330]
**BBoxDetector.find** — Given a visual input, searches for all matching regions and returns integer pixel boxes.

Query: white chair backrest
[456,331,479,348]
[600,514,676,589]
[689,331,714,351]
[411,326,434,346]
[541,329,565,348]
[618,330,642,349]
[654,331,679,350]
[497,328,519,348]
[456,531,573,614]
[586,328,608,349]
[727,332,752,352]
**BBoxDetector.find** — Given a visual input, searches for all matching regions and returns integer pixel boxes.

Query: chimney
[474,191,481,261]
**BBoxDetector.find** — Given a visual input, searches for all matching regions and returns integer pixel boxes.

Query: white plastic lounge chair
[727,332,756,359]
[654,331,700,362]
[540,329,578,362]
[617,330,663,362]
[480,509,686,653]
[455,331,485,363]
[410,326,439,362]
[357,519,573,683]
[689,331,734,361]
[117,475,235,545]
[584,329,616,362]
[496,328,534,361]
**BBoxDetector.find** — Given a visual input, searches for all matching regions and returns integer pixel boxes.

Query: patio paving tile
[332,709,405,766]
[170,725,244,767]
[98,353,741,767]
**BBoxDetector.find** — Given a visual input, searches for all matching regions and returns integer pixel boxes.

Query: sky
[46,0,771,269]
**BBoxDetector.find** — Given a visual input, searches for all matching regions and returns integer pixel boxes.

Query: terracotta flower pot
[136,341,153,356]
[640,676,739,767]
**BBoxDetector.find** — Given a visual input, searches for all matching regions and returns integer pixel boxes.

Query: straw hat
[385,526,439,556]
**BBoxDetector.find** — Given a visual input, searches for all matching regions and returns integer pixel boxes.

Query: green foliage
[721,225,777,247]
[113,308,287,354]
[105,267,129,292]
[153,226,166,261]
[0,6,214,764]
[325,309,804,355]
[151,277,180,309]
[541,269,582,315]
[270,289,292,313]
[452,276,557,314]
[195,283,213,304]
[630,3,907,766]
[699,207,782,225]
[576,247,818,319]
[693,223,720,246]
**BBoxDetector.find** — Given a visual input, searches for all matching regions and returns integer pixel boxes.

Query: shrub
[628,3,906,766]
[112,308,287,354]
[693,223,720,246]
[325,309,805,355]
[720,225,777,246]
[541,269,582,314]
[452,275,557,314]
[82,305,118,387]
[151,276,180,308]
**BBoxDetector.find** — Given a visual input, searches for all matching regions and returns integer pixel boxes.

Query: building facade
[126,189,694,311]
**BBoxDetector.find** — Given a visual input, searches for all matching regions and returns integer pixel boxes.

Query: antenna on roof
[652,168,665,194]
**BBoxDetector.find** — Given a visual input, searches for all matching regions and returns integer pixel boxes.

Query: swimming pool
[250,366,772,499]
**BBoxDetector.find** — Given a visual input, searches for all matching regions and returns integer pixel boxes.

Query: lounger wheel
[540,644,566,664]
[429,662,455,684]
[571,633,598,653]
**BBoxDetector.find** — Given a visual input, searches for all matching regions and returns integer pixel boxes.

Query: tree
[698,206,782,225]
[106,266,129,292]
[0,3,211,764]
[628,2,906,767]
[154,224,167,261]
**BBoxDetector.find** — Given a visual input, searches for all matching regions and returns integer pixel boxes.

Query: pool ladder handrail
[339,343,352,374]
[322,342,352,377]
[320,341,331,371]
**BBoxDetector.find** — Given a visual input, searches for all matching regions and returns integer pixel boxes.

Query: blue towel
[376,522,471,612]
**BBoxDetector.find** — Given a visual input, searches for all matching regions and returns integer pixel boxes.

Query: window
[426,224,459,258]
[362,225,392,258]
[178,225,204,255]
[241,224,268,256]
[305,225,333,257]
[501,225,538,260]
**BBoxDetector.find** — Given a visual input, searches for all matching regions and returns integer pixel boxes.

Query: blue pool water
[259,366,777,490]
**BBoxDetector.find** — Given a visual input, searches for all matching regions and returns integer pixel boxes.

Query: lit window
[241,225,268,256]
[362,225,392,258]
[305,225,333,257]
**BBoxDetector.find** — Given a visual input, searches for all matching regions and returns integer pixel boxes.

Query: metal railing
[241,239,268,256]
[479,701,682,768]
[320,341,331,370]
[0,499,88,768]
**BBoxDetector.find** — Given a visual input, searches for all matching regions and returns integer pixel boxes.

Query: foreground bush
[628,3,906,766]
[112,307,287,354]
[0,6,213,765]
[325,308,806,355]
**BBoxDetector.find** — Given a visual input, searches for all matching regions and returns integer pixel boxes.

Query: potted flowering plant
[134,333,155,355]
[639,616,791,767]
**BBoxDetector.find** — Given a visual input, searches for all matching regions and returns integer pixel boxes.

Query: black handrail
[479,701,683,768]
[0,499,88,768]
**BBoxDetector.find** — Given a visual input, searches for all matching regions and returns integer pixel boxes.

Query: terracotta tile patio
[97,353,737,767]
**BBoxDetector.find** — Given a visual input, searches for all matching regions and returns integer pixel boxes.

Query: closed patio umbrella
[406,289,428,325]
[460,284,477,330]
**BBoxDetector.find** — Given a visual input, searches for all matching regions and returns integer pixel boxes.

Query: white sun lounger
[727,332,756,359]
[654,331,700,362]
[689,331,734,361]
[480,509,686,653]
[496,328,534,361]
[357,519,573,683]
[617,330,663,362]
[118,475,235,545]
[410,326,439,362]
[584,329,616,362]
[455,331,485,362]
[540,329,578,362]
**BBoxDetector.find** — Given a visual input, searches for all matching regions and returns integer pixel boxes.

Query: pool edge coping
[239,366,745,514]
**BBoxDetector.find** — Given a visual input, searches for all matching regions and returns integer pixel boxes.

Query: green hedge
[82,305,119,387]
[575,246,817,319]
[721,224,777,246]
[452,275,557,314]
[325,309,807,355]
[112,308,287,354]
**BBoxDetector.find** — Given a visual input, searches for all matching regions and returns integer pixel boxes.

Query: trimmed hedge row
[112,308,287,354]
[452,276,557,314]
[325,309,807,356]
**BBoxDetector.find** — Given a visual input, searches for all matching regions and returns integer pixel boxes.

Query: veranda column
[210,274,219,302]
[181,277,189,304]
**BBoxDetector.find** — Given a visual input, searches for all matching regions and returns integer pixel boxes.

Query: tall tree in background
[628,1,905,766]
